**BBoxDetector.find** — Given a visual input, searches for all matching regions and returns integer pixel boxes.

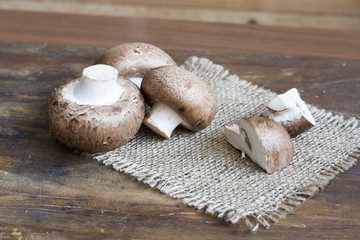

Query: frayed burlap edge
[228,109,360,231]
[88,56,359,231]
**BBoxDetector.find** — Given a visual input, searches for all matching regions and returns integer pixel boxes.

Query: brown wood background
[0,0,360,30]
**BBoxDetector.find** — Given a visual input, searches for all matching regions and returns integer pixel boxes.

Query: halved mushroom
[94,42,177,88]
[141,65,217,139]
[225,117,294,174]
[46,64,145,153]
[261,88,316,137]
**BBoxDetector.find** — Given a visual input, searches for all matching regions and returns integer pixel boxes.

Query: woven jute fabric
[91,57,360,230]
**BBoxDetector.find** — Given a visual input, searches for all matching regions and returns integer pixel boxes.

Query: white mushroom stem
[224,123,244,150]
[144,103,183,139]
[62,64,124,106]
[128,77,143,88]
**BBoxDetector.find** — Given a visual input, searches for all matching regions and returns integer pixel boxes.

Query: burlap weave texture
[92,57,360,230]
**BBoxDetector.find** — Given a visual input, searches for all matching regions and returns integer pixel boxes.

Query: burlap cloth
[91,57,360,230]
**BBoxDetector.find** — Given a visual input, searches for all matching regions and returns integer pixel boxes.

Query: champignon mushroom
[94,42,177,88]
[261,88,316,137]
[141,65,217,139]
[46,64,145,153]
[225,117,294,174]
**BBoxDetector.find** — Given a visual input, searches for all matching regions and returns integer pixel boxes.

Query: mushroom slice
[225,117,294,174]
[94,42,177,88]
[261,88,316,137]
[46,64,145,153]
[141,65,217,139]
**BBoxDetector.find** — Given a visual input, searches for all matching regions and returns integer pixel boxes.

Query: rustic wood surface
[0,10,359,239]
[2,10,360,60]
[1,0,360,30]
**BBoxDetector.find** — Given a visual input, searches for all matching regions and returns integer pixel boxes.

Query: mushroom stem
[128,77,143,88]
[62,64,124,106]
[144,103,183,139]
[224,124,243,150]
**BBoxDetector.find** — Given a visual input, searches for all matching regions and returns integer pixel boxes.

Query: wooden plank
[2,0,360,15]
[1,40,359,239]
[1,10,360,60]
[107,0,360,14]
[0,1,359,30]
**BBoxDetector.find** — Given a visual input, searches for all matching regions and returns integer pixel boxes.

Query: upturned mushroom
[261,88,316,137]
[141,65,217,139]
[46,64,145,153]
[94,42,177,88]
[225,117,294,174]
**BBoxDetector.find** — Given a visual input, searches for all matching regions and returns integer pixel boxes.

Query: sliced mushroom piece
[46,64,145,153]
[94,42,177,88]
[225,117,294,174]
[141,65,217,139]
[261,88,316,137]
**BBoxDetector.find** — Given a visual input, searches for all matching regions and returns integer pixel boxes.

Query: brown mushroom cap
[94,42,177,78]
[141,65,217,131]
[46,77,145,153]
[276,116,314,137]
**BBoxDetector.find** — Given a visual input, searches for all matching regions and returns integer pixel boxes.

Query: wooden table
[1,10,359,239]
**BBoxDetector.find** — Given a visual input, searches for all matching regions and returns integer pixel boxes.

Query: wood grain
[1,0,359,30]
[82,0,360,14]
[0,11,359,239]
[1,10,360,60]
